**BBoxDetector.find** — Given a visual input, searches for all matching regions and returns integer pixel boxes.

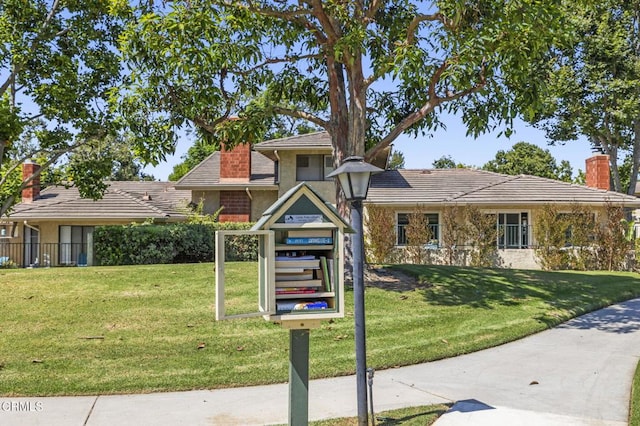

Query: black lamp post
[327,156,383,426]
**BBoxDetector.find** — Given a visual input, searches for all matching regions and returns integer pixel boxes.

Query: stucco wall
[277,150,336,203]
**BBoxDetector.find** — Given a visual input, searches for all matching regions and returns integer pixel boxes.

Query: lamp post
[327,156,383,426]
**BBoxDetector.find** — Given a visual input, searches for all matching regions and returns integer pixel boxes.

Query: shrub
[441,205,464,265]
[405,206,432,264]
[533,204,569,271]
[364,205,396,264]
[463,205,499,267]
[94,222,256,266]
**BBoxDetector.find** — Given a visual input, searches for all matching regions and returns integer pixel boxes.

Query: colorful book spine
[286,237,333,245]
[320,256,332,292]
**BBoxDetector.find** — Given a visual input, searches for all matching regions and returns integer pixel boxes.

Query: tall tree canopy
[117,0,571,208]
[532,0,640,194]
[0,0,126,216]
[482,141,573,181]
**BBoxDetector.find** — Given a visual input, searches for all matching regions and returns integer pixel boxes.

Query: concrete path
[1,298,639,425]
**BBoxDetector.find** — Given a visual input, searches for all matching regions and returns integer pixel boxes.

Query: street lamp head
[326,156,383,201]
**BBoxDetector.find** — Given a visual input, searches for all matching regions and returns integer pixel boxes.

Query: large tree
[532,0,640,194]
[116,0,572,210]
[482,141,573,181]
[0,0,127,216]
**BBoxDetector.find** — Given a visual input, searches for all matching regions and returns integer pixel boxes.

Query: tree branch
[406,13,444,45]
[271,106,329,129]
[365,60,487,162]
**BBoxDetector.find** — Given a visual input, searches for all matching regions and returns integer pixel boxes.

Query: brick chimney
[220,142,251,182]
[585,154,610,190]
[21,160,41,203]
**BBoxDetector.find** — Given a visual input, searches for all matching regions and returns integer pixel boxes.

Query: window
[59,226,93,265]
[396,213,439,246]
[497,212,529,249]
[296,155,333,181]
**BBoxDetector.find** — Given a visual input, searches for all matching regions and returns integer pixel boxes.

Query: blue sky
[144,113,595,181]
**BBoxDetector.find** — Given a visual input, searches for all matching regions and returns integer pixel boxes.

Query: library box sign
[215,183,352,328]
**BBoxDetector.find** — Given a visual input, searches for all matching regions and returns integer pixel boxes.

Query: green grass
[631,361,640,426]
[308,404,451,425]
[0,263,639,396]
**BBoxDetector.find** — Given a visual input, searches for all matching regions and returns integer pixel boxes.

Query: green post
[289,328,310,426]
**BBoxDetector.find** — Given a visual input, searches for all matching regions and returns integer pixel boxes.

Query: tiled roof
[367,169,640,207]
[175,151,277,189]
[253,131,332,151]
[7,181,191,221]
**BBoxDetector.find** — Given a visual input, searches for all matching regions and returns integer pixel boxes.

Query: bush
[94,222,256,266]
[364,205,396,264]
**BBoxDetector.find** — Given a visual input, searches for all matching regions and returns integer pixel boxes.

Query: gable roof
[7,181,191,221]
[253,131,332,152]
[367,168,640,207]
[253,182,353,232]
[175,151,277,190]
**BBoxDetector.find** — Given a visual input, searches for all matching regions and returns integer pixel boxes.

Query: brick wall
[21,161,41,203]
[585,154,610,191]
[220,143,251,182]
[219,191,251,222]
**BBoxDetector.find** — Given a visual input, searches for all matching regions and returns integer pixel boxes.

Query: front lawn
[1,263,638,396]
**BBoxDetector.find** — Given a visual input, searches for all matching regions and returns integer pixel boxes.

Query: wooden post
[289,328,310,425]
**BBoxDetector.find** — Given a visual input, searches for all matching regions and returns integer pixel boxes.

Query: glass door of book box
[273,225,339,316]
[215,230,275,320]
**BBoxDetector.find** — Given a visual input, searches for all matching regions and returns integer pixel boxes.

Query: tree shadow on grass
[375,265,633,313]
[375,403,452,425]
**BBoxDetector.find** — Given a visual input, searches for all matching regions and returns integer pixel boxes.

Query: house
[174,131,388,219]
[3,133,639,270]
[366,163,640,268]
[0,161,190,267]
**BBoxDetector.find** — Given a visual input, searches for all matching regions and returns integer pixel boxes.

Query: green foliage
[482,141,573,181]
[0,0,130,216]
[93,222,257,266]
[387,149,405,170]
[565,203,597,270]
[592,202,630,270]
[440,205,464,266]
[364,205,396,264]
[116,0,572,178]
[405,206,432,264]
[533,204,570,270]
[631,361,640,426]
[532,1,640,194]
[463,205,499,267]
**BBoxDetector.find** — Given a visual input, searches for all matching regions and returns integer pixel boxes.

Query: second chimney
[220,142,251,182]
[22,160,41,203]
[585,154,611,191]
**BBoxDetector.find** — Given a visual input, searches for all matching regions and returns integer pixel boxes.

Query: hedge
[93,222,257,266]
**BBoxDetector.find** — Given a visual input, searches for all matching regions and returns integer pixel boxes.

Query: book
[275,279,322,288]
[285,237,333,245]
[320,256,332,292]
[276,270,314,281]
[275,255,316,261]
[276,288,318,295]
[276,300,329,311]
[275,257,320,269]
[287,229,333,238]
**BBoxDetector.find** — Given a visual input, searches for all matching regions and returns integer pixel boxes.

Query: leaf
[197,342,206,349]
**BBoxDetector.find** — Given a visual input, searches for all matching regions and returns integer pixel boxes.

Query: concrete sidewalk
[2,298,640,425]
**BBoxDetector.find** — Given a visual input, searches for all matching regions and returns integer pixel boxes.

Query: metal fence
[0,243,89,268]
